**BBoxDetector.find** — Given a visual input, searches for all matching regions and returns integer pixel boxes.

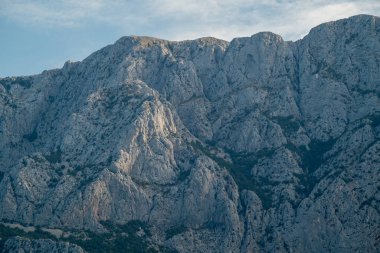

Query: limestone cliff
[0,15,379,252]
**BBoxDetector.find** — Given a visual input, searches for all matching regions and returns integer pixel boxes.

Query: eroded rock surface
[2,236,84,253]
[0,15,379,252]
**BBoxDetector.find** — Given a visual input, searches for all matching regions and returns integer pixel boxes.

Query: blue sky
[1,0,380,77]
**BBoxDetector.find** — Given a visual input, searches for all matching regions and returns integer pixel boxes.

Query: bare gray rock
[0,14,379,252]
[2,236,84,253]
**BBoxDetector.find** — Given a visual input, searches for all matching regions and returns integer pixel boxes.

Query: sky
[0,0,380,77]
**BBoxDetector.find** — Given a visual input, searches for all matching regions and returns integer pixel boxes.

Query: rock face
[0,14,379,252]
[2,237,84,253]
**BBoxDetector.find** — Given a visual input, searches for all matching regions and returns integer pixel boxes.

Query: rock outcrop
[2,237,84,253]
[0,14,379,252]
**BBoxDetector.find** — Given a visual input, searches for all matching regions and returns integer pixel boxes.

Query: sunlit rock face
[0,15,379,252]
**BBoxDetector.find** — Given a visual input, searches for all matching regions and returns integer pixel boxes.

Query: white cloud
[0,0,379,40]
[0,0,105,27]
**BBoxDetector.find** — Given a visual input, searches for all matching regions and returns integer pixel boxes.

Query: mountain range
[0,14,379,252]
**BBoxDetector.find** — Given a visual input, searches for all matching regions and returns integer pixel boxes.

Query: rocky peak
[0,15,379,253]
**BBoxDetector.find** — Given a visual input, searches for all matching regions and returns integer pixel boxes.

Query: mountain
[0,14,379,252]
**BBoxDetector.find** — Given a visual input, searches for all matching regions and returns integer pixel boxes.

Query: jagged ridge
[0,14,379,252]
